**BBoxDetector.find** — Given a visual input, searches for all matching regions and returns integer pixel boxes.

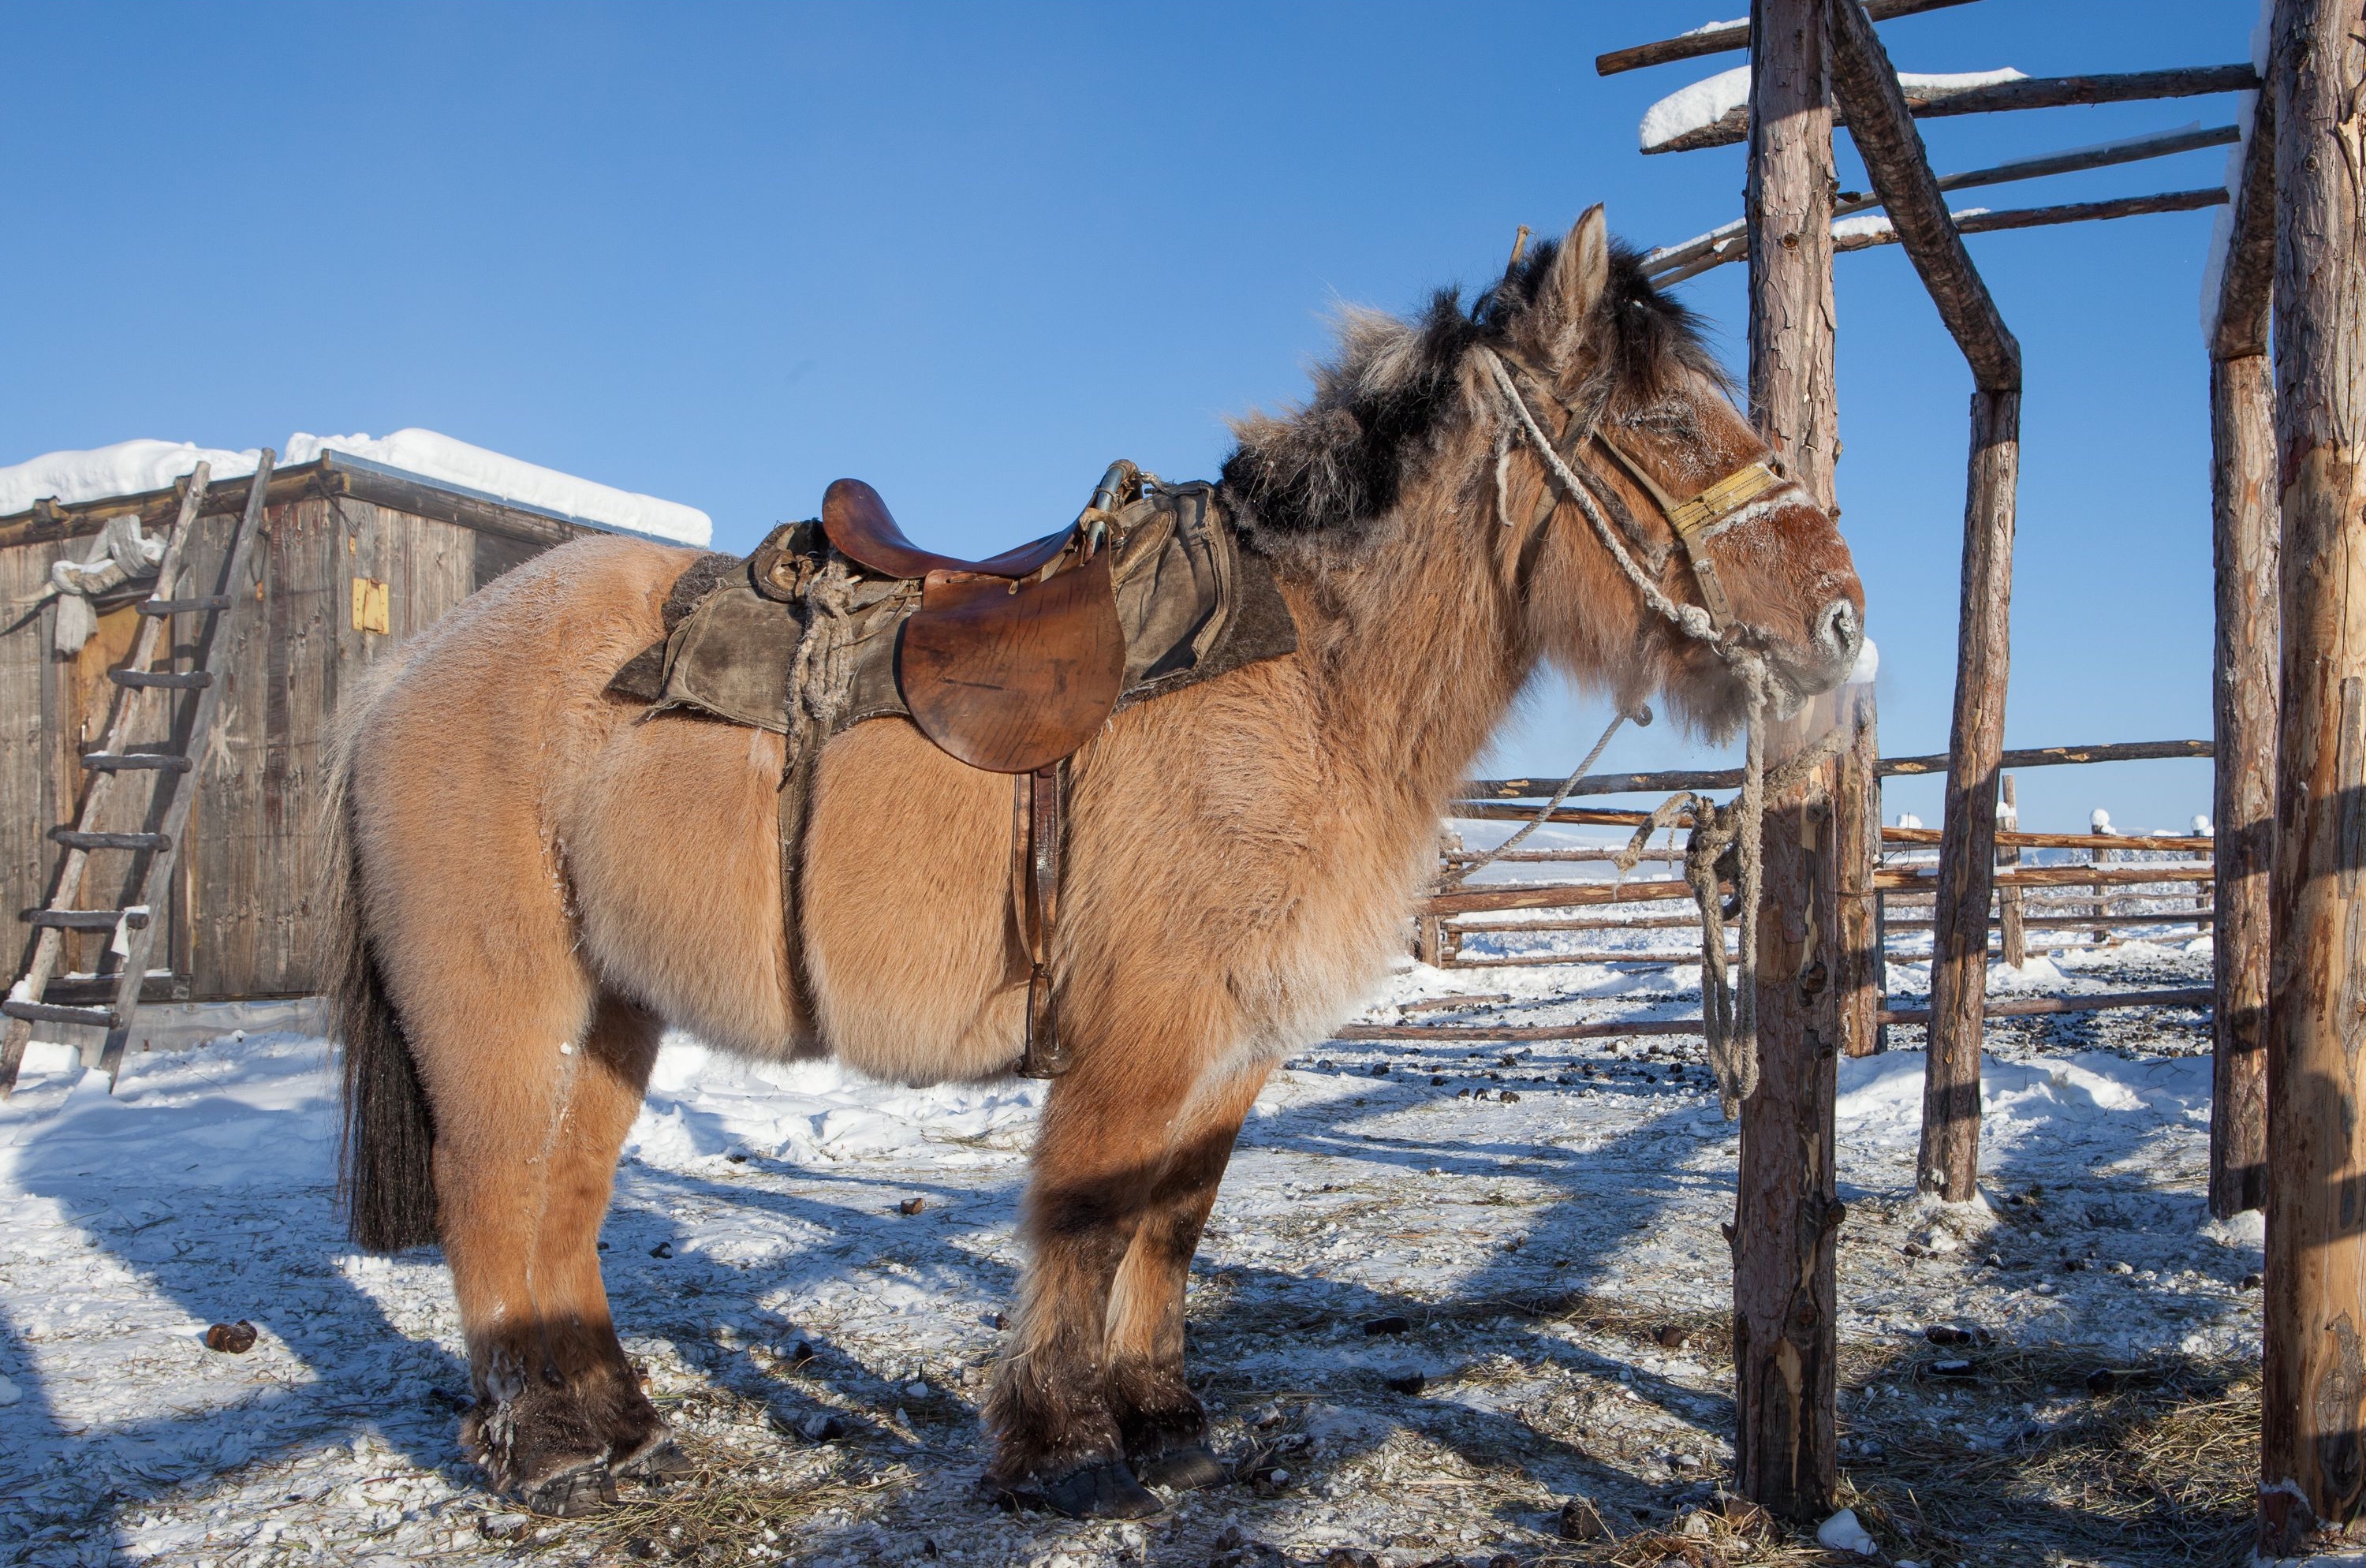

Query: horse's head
[1485,207,1864,734]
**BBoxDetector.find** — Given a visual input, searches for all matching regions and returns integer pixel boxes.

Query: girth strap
[1011,763,1073,1077]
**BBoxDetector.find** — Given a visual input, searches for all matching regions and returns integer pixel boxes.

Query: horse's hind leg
[422,983,668,1510]
[1103,1062,1268,1491]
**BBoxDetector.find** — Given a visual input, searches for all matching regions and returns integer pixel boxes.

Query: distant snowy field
[0,883,2252,1567]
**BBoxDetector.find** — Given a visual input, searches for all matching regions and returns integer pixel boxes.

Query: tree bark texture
[2212,355,2278,1217]
[2210,77,2278,1226]
[1735,0,1840,1523]
[2261,0,2366,1551]
[1734,691,1847,1522]
[1835,683,1882,1059]
[1916,388,2020,1201]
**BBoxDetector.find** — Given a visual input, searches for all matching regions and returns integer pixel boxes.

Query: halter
[1473,344,1794,652]
[1468,342,1828,1118]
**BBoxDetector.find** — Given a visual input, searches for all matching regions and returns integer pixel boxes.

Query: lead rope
[1474,343,1776,1116]
[1435,707,1631,893]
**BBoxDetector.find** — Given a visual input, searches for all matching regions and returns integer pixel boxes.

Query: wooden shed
[2,452,676,1014]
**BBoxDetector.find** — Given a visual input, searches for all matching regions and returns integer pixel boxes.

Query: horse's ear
[1547,206,1611,325]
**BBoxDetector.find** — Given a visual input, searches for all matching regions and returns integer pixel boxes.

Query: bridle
[1464,341,1842,1118]
[1473,343,1795,651]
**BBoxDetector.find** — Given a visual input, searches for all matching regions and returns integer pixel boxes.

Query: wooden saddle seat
[820,477,1125,776]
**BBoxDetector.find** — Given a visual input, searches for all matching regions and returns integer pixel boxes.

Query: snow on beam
[1643,62,2260,155]
[1595,0,1978,77]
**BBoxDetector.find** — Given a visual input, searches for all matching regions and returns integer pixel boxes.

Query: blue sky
[2,2,2251,831]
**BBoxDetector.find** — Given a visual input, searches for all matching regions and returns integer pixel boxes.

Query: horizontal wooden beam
[1651,62,2260,155]
[1595,0,1977,77]
[1838,188,2228,252]
[1882,862,2212,889]
[1647,125,2239,283]
[1883,827,2212,851]
[1422,878,1695,917]
[1876,737,2212,775]
[1464,738,2211,801]
[1330,986,2212,1042]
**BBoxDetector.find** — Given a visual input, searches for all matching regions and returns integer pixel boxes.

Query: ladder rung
[1,999,118,1029]
[80,752,192,772]
[25,909,150,931]
[138,595,233,616]
[110,669,211,689]
[48,829,172,852]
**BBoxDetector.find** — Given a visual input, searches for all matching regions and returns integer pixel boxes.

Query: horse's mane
[1219,239,1722,551]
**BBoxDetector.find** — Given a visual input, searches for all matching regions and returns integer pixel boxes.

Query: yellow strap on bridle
[1666,461,1784,540]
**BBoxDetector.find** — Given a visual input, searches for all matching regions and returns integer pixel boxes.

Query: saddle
[821,477,1125,776]
[607,463,1299,1081]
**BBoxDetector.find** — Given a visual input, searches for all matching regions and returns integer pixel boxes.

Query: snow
[0,921,2249,1562]
[1641,65,2028,151]
[0,429,711,547]
[1640,66,1750,151]
[1817,1506,1879,1555]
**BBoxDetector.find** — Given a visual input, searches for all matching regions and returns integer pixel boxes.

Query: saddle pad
[606,482,1298,743]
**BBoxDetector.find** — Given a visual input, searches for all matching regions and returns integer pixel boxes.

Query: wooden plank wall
[5,491,575,1002]
[1,538,64,988]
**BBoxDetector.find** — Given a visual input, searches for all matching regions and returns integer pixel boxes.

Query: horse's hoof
[1133,1442,1226,1492]
[516,1462,617,1518]
[613,1437,693,1484]
[1039,1460,1162,1520]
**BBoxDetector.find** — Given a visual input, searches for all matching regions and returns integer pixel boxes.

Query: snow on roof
[0,429,711,547]
[1640,65,2029,152]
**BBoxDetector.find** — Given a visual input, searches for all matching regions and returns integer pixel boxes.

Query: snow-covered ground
[0,867,2249,1566]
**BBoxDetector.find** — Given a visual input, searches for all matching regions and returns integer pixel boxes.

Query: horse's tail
[320,659,439,1252]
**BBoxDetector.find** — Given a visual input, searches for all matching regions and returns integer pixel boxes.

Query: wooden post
[2090,814,2114,944]
[2209,81,2276,1223]
[1918,388,2020,1200]
[1836,676,1882,1058]
[1829,0,2023,1205]
[2260,0,2366,1550]
[1998,774,2027,967]
[1733,0,1840,1522]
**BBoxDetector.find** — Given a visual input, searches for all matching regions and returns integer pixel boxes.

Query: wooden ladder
[0,450,275,1096]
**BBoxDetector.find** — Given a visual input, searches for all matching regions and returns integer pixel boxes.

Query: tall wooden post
[2208,85,2277,1223]
[1829,0,2023,1205]
[1917,389,2019,1200]
[1835,679,1882,1059]
[2260,0,2366,1551]
[1733,0,1840,1521]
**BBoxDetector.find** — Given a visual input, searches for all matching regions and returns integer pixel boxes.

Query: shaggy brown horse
[327,210,1864,1520]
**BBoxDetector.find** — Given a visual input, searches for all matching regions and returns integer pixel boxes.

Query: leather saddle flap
[898,550,1125,774]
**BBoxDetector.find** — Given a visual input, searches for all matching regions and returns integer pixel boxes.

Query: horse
[324,208,1865,1521]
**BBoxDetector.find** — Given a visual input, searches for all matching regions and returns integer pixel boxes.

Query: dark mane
[1219,238,1721,547]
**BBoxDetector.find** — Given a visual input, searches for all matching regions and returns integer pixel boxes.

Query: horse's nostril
[1814,600,1861,660]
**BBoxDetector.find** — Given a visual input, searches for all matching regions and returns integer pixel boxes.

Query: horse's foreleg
[984,1050,1189,1515]
[431,987,666,1510]
[1103,1062,1268,1491]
